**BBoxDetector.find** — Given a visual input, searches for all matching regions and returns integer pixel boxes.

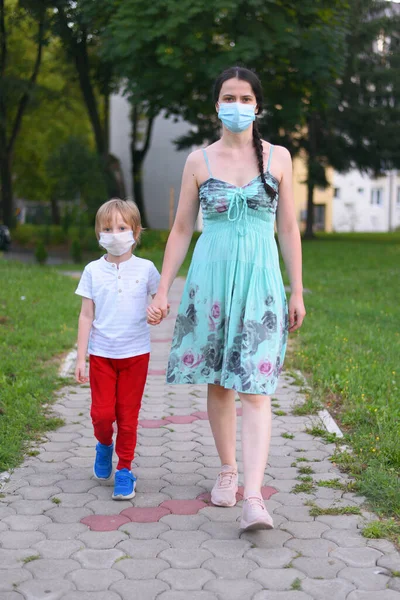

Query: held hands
[147,293,170,326]
[75,359,89,384]
[288,292,306,333]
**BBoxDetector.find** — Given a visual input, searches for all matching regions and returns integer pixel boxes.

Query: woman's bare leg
[207,383,237,469]
[239,392,272,497]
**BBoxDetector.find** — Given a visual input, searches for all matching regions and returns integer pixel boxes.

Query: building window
[334,187,340,198]
[397,187,400,206]
[357,187,364,194]
[371,188,383,206]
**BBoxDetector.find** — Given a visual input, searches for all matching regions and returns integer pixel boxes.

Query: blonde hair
[95,198,143,245]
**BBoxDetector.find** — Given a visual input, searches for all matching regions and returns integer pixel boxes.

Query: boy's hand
[147,305,170,326]
[75,360,89,383]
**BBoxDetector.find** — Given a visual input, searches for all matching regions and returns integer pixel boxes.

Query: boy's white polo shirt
[75,255,160,359]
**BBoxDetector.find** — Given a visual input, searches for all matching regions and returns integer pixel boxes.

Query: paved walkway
[1,279,399,600]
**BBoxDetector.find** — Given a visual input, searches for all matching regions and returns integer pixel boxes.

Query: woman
[148,66,306,531]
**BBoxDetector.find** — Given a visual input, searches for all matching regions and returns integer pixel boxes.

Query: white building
[332,170,400,232]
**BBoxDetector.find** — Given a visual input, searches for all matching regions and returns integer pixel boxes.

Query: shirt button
[136,280,139,283]
[112,264,115,268]
[118,289,122,293]
[118,276,121,279]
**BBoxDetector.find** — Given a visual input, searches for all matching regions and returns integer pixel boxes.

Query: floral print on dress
[167,168,288,395]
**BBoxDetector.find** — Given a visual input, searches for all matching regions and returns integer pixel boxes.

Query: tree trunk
[132,154,147,227]
[304,179,316,240]
[0,153,13,228]
[50,195,61,225]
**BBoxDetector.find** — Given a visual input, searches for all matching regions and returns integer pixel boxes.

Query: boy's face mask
[99,230,135,256]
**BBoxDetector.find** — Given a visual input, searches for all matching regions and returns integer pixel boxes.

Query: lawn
[0,261,80,471]
[286,232,400,519]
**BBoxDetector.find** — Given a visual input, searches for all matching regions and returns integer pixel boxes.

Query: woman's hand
[288,292,306,333]
[147,293,170,326]
[75,359,89,384]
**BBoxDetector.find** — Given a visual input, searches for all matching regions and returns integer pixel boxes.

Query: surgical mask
[99,230,135,256]
[218,102,256,133]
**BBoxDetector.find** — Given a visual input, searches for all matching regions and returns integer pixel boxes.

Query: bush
[70,239,83,263]
[35,242,48,265]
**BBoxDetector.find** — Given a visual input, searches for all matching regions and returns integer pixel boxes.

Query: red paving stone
[164,415,198,424]
[138,419,167,428]
[81,514,130,531]
[120,506,171,522]
[160,499,207,515]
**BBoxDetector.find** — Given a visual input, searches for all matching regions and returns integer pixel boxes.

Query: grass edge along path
[285,234,400,540]
[0,260,80,472]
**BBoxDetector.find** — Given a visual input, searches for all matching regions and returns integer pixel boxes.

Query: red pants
[89,353,149,470]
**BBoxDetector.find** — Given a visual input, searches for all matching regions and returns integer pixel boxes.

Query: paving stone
[322,528,368,548]
[367,539,398,554]
[245,547,296,568]
[0,592,25,599]
[0,568,32,591]
[199,506,242,522]
[240,528,292,548]
[38,523,88,540]
[202,556,258,578]
[2,515,51,531]
[272,492,312,506]
[32,539,82,559]
[281,520,330,539]
[330,546,383,567]
[204,579,263,600]
[274,505,314,522]
[117,538,170,558]
[339,566,391,590]
[84,500,131,515]
[72,548,125,569]
[249,567,306,590]
[316,514,363,529]
[157,593,217,600]
[118,521,170,539]
[83,486,114,500]
[377,553,400,572]
[44,507,93,523]
[7,500,54,515]
[24,558,80,579]
[76,530,127,549]
[161,472,205,486]
[17,578,75,600]
[388,579,400,593]
[346,592,400,600]
[134,456,169,468]
[0,530,45,549]
[113,557,169,578]
[292,556,346,578]
[67,568,123,591]
[300,578,356,600]
[161,514,208,530]
[160,530,210,549]
[253,591,313,600]
[160,485,206,500]
[158,548,213,568]
[162,461,202,474]
[157,567,215,590]
[201,539,251,558]
[110,579,170,600]
[37,451,73,463]
[285,537,339,557]
[51,493,96,508]
[58,593,121,600]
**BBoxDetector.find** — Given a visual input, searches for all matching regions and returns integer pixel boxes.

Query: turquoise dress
[167,146,289,395]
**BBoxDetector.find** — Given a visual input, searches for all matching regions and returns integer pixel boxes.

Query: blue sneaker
[112,468,136,500]
[93,442,113,480]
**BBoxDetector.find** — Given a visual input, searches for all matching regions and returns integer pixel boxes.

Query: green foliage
[34,241,48,265]
[308,504,361,517]
[70,239,83,264]
[362,519,400,546]
[0,261,80,471]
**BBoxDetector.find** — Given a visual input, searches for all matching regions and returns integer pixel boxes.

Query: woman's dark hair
[213,66,276,201]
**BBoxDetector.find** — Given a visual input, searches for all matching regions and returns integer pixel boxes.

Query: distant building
[332,170,400,232]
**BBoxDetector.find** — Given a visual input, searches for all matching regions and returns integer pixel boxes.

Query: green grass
[281,432,294,439]
[292,481,316,494]
[362,519,400,547]
[308,504,361,517]
[0,261,79,471]
[291,578,302,591]
[292,396,322,416]
[273,409,287,416]
[298,466,314,475]
[286,234,400,519]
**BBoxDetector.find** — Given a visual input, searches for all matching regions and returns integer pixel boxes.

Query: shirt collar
[100,254,136,271]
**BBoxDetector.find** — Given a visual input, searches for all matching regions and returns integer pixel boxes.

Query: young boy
[75,198,161,500]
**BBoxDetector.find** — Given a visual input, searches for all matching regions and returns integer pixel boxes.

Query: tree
[50,0,124,200]
[102,0,349,226]
[0,0,48,227]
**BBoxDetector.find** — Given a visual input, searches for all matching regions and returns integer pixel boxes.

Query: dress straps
[202,148,213,178]
[266,144,274,172]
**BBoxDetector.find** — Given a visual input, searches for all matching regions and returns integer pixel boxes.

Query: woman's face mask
[218,102,256,133]
[99,230,135,256]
